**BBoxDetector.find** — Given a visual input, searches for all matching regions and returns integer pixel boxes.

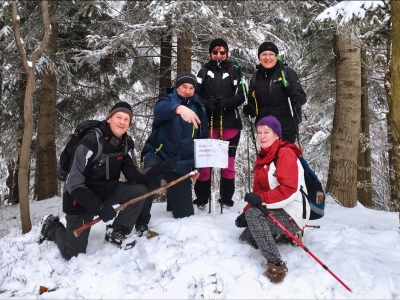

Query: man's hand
[160,157,179,173]
[175,105,201,129]
[98,205,116,223]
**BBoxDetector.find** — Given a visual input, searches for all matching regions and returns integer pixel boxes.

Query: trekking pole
[256,205,352,293]
[219,107,224,214]
[275,55,301,149]
[74,170,198,237]
[237,62,257,153]
[209,111,214,215]
[306,225,321,229]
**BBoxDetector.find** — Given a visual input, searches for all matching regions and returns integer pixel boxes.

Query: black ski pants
[54,182,146,260]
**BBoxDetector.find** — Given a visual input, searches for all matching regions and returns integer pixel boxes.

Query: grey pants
[54,182,147,260]
[239,207,299,264]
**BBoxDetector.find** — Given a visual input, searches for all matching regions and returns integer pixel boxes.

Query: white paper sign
[194,139,229,168]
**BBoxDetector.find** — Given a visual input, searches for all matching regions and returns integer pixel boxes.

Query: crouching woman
[235,115,310,283]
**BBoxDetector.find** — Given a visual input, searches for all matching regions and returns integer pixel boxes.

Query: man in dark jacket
[193,38,245,209]
[137,72,208,231]
[243,42,306,143]
[40,102,177,259]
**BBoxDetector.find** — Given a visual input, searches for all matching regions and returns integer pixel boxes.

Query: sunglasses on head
[212,50,227,55]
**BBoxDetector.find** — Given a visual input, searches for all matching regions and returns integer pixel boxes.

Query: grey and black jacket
[63,121,162,215]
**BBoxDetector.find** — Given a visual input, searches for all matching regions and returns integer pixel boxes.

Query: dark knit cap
[258,42,279,57]
[256,115,282,138]
[175,72,197,88]
[107,101,133,123]
[209,38,229,53]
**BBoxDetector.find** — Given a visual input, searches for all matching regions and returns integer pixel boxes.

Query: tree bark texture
[326,30,361,208]
[159,32,172,98]
[177,32,192,74]
[389,0,400,220]
[12,0,51,233]
[35,18,59,200]
[357,48,372,207]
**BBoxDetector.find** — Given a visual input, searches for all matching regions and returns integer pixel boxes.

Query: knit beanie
[258,42,279,57]
[256,115,282,138]
[107,101,133,123]
[175,72,197,88]
[209,38,229,53]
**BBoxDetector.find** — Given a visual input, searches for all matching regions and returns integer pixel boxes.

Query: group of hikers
[40,38,308,284]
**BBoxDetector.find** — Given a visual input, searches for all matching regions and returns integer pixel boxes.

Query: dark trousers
[164,171,194,219]
[54,182,147,260]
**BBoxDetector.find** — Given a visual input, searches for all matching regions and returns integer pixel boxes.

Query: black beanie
[209,38,229,53]
[258,42,279,57]
[107,101,133,122]
[175,72,197,88]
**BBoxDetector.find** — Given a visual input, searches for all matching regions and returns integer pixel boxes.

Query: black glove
[235,213,248,228]
[98,205,116,223]
[243,104,256,118]
[202,97,219,110]
[160,157,179,173]
[244,192,262,206]
[283,83,294,98]
[215,95,227,109]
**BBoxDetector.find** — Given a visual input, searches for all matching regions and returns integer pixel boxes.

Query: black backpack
[273,147,325,220]
[57,120,103,181]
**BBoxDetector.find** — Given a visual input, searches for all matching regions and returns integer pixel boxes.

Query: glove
[244,192,262,206]
[98,205,116,223]
[243,104,256,118]
[215,95,227,109]
[202,97,219,110]
[235,213,248,228]
[283,83,294,98]
[160,157,180,173]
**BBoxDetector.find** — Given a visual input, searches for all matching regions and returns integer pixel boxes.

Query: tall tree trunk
[6,159,19,205]
[12,0,51,233]
[35,3,59,200]
[0,17,4,102]
[389,0,400,221]
[159,32,172,97]
[357,48,372,207]
[383,23,398,211]
[326,30,361,208]
[177,32,192,74]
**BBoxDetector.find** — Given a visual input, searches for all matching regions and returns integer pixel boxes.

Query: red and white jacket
[243,140,310,229]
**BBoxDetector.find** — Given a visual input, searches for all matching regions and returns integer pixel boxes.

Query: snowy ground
[0,195,399,299]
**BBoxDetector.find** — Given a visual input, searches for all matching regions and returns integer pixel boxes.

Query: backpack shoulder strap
[201,67,208,85]
[90,127,104,163]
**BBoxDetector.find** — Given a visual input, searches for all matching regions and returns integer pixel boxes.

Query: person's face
[210,46,228,61]
[259,51,277,69]
[257,125,279,149]
[176,83,195,98]
[107,111,131,137]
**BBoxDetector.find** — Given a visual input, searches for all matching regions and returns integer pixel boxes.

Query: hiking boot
[39,214,61,243]
[219,198,234,207]
[135,224,148,237]
[265,261,288,283]
[105,225,126,248]
[193,199,208,211]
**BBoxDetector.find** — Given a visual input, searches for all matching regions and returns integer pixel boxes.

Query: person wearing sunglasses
[243,42,307,143]
[193,38,245,209]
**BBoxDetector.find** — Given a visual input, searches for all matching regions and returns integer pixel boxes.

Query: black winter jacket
[248,63,306,139]
[196,60,244,131]
[63,121,162,215]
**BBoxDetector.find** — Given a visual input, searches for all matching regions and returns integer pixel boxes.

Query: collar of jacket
[205,59,231,70]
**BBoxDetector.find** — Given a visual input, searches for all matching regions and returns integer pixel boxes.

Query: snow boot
[220,177,235,207]
[39,214,64,244]
[193,178,211,207]
[265,261,288,283]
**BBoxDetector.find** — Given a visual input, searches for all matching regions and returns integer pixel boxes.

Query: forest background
[0,0,400,234]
